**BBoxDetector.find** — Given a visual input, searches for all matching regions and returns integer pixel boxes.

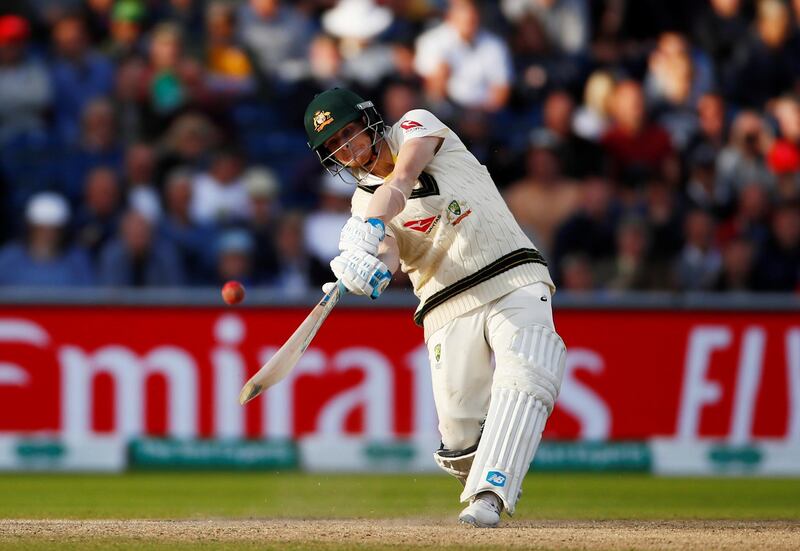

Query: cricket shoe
[459,492,502,528]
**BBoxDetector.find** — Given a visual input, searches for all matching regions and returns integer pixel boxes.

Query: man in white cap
[321,0,395,90]
[0,192,94,286]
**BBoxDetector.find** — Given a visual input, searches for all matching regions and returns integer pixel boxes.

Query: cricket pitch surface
[1,473,798,550]
[3,518,799,550]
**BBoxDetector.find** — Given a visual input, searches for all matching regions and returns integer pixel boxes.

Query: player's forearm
[365,136,442,223]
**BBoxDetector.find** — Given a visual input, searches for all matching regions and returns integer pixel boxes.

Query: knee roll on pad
[494,324,567,412]
[434,443,478,486]
[461,325,566,514]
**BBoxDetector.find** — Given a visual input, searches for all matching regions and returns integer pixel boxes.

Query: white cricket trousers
[425,281,557,451]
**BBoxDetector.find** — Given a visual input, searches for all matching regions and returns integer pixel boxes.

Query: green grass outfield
[1,473,798,550]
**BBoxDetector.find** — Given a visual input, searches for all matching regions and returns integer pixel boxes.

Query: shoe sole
[458,513,499,528]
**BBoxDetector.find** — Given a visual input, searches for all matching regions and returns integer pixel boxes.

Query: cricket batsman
[303,88,567,528]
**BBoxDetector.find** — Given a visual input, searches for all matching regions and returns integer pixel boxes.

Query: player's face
[324,121,374,168]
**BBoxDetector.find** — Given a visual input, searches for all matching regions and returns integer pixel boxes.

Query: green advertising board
[129,439,299,470]
[532,441,651,472]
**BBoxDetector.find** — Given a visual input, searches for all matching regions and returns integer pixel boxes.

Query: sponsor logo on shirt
[403,215,440,234]
[400,120,424,132]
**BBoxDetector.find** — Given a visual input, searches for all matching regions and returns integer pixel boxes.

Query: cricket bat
[238,280,347,405]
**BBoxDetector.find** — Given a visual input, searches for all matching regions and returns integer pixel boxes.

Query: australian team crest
[313,110,334,133]
[447,199,472,226]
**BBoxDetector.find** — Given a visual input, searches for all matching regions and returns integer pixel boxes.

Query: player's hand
[329,249,392,299]
[339,216,385,256]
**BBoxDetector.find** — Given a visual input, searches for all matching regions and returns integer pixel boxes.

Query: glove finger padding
[329,249,391,298]
[339,216,385,256]
[321,282,337,294]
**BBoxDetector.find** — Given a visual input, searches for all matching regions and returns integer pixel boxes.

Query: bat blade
[239,281,345,405]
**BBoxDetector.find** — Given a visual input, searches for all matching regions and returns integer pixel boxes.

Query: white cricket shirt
[351,109,554,340]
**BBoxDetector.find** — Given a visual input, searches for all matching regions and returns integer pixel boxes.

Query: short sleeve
[394,109,450,148]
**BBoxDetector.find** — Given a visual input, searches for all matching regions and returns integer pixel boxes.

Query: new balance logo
[403,215,439,233]
[486,471,507,487]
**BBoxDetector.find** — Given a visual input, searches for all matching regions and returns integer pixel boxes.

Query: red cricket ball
[221,281,245,305]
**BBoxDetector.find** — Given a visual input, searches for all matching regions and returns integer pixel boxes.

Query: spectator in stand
[0,15,52,142]
[717,183,772,248]
[113,56,148,142]
[388,38,420,85]
[321,0,395,94]
[675,209,723,290]
[82,0,113,43]
[603,215,662,291]
[124,143,162,222]
[158,167,217,285]
[243,166,280,282]
[289,33,349,123]
[215,228,257,286]
[238,0,314,89]
[686,144,733,216]
[500,0,590,56]
[189,147,249,225]
[414,0,512,112]
[540,90,604,178]
[99,209,185,286]
[714,236,756,291]
[381,79,422,125]
[106,0,146,61]
[60,97,124,203]
[143,23,213,129]
[144,23,192,122]
[686,92,728,161]
[73,166,122,260]
[725,0,796,108]
[552,176,618,283]
[693,0,748,81]
[156,113,218,186]
[753,202,800,290]
[270,211,331,295]
[303,173,353,270]
[506,13,555,108]
[572,70,614,142]
[153,0,205,53]
[205,1,254,95]
[0,192,94,286]
[505,132,581,256]
[559,253,595,293]
[645,33,712,152]
[642,180,685,266]
[49,13,114,145]
[601,80,676,188]
[768,95,800,202]
[716,110,775,197]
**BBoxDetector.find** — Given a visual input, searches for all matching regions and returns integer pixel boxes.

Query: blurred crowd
[0,0,798,294]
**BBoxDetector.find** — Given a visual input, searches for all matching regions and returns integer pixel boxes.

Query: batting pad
[461,325,566,514]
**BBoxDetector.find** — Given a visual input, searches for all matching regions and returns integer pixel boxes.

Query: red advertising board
[0,307,798,443]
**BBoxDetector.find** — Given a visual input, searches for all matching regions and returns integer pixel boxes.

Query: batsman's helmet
[303,88,385,179]
[304,88,383,150]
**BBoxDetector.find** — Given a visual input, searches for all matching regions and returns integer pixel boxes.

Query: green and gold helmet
[303,88,385,179]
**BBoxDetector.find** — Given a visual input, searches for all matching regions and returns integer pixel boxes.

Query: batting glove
[339,216,386,256]
[329,249,392,299]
